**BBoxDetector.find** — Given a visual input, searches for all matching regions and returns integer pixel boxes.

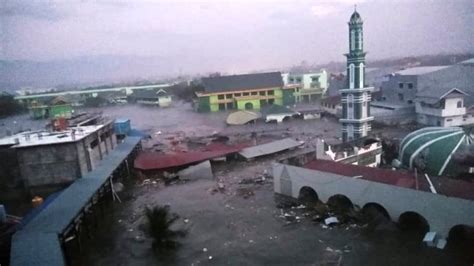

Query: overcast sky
[1,0,473,74]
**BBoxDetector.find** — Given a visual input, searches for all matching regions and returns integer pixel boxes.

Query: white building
[281,70,329,102]
[416,88,474,127]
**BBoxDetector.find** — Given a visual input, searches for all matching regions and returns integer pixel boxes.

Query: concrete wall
[380,75,418,105]
[273,163,474,238]
[371,106,416,125]
[17,143,81,187]
[15,123,117,191]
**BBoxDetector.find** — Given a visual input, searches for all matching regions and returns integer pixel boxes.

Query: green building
[196,72,296,112]
[29,96,73,119]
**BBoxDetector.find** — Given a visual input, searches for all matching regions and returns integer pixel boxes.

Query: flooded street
[2,104,472,265]
[79,156,471,266]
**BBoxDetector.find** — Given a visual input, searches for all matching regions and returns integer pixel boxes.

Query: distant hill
[1,53,472,92]
[290,53,474,73]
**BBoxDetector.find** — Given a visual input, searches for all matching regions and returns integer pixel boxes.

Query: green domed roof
[399,127,472,176]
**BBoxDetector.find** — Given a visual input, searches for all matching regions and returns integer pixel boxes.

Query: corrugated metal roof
[134,142,249,170]
[395,66,450,76]
[226,110,261,125]
[10,232,65,266]
[201,72,283,93]
[416,87,468,101]
[10,137,142,266]
[239,138,302,159]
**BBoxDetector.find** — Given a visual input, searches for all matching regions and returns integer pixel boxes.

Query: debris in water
[324,217,339,226]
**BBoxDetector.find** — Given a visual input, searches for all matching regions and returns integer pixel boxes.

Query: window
[243,92,249,96]
[289,78,294,82]
[457,101,463,108]
[348,102,353,108]
[268,99,275,105]
[398,93,404,101]
[259,91,265,96]
[260,99,267,106]
[350,30,355,51]
[218,95,224,100]
[218,103,225,110]
[349,64,355,89]
[226,94,232,99]
[268,90,274,96]
[358,31,362,50]
[296,78,302,83]
[226,102,233,109]
[399,83,404,89]
[235,93,241,97]
[408,83,413,89]
[311,77,319,82]
[90,139,99,148]
[359,63,364,88]
[446,119,453,122]
[251,92,258,95]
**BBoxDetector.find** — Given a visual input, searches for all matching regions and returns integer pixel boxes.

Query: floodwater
[79,157,473,266]
[2,103,472,265]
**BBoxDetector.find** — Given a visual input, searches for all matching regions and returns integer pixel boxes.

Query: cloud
[311,5,339,17]
[0,0,66,21]
[310,0,368,17]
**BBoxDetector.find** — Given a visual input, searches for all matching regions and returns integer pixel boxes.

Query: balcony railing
[416,105,466,117]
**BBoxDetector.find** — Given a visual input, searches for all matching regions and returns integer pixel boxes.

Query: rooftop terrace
[0,124,109,148]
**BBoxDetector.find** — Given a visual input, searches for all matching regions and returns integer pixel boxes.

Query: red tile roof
[303,159,474,201]
[134,142,250,170]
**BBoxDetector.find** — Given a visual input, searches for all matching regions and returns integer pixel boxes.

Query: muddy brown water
[2,104,471,265]
[77,158,473,266]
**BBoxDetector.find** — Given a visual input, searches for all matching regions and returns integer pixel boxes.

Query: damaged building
[0,121,116,194]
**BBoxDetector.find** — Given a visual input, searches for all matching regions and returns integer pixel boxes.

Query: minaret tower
[340,7,374,142]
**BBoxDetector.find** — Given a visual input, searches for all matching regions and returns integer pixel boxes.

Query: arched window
[350,30,355,51]
[359,63,364,88]
[358,31,363,50]
[349,64,355,89]
[457,101,463,108]
[347,124,354,139]
[347,94,354,119]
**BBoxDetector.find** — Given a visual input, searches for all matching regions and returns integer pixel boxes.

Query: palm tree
[145,205,186,251]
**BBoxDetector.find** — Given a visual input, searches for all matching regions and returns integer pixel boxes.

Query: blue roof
[10,136,142,266]
[114,118,130,124]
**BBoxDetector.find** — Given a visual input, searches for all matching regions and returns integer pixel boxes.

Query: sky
[1,0,473,75]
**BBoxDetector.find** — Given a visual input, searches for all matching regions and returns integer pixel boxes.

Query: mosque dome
[399,127,472,176]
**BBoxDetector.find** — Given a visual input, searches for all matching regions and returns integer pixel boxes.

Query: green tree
[144,205,186,251]
[83,96,107,107]
[0,93,24,117]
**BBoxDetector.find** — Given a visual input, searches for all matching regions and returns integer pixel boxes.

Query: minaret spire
[339,9,374,142]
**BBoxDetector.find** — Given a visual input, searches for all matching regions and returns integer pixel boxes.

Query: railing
[416,106,466,117]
